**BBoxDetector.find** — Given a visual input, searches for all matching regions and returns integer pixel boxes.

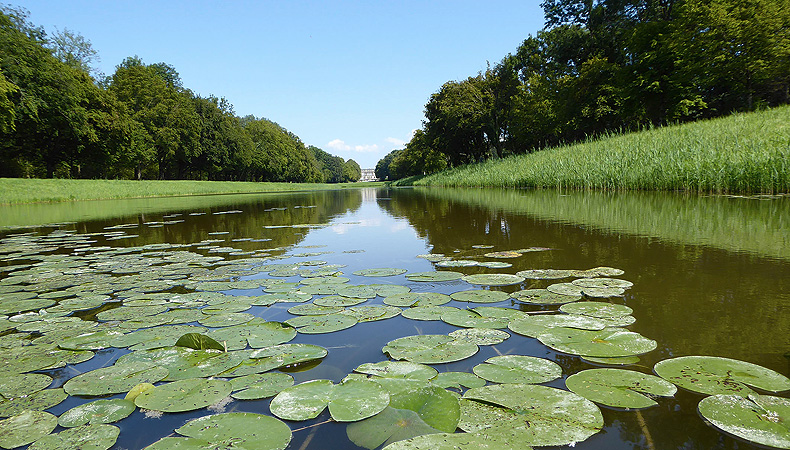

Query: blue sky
[18,1,545,168]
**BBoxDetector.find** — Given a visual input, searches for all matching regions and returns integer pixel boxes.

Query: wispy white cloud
[327,139,379,153]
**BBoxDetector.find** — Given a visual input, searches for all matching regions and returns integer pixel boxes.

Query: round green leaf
[508,314,608,338]
[462,274,524,286]
[373,378,460,432]
[313,295,366,307]
[401,306,457,321]
[546,283,584,296]
[565,368,677,409]
[538,327,657,358]
[572,277,633,289]
[0,373,52,398]
[230,373,294,400]
[347,407,442,450]
[355,361,438,381]
[175,412,292,450]
[175,333,225,351]
[483,251,522,259]
[559,301,633,318]
[436,260,479,268]
[511,288,581,305]
[405,271,463,282]
[383,335,479,364]
[135,378,232,413]
[653,356,790,396]
[285,313,357,334]
[515,269,575,279]
[270,379,389,422]
[340,305,401,322]
[473,355,562,384]
[269,379,333,421]
[460,384,603,447]
[58,399,135,427]
[64,362,169,396]
[448,328,510,346]
[450,290,510,304]
[382,432,525,450]
[116,347,240,381]
[698,394,790,449]
[383,293,451,307]
[0,388,67,417]
[432,372,487,390]
[0,410,58,449]
[287,304,344,315]
[441,309,509,329]
[353,268,407,277]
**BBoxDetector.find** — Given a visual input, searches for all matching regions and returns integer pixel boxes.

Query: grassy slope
[395,106,790,193]
[0,179,384,205]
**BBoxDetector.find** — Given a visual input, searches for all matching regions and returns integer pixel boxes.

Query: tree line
[0,6,361,182]
[376,0,790,180]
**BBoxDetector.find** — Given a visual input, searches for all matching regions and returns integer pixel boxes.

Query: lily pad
[450,290,510,304]
[313,295,366,307]
[0,410,58,449]
[653,356,790,396]
[432,372,487,390]
[353,268,408,277]
[515,269,575,279]
[383,293,451,307]
[546,283,584,296]
[175,333,225,351]
[383,335,478,364]
[472,355,562,384]
[134,378,232,413]
[0,388,67,417]
[441,309,509,329]
[483,251,522,259]
[460,384,603,447]
[373,378,460,432]
[401,306,457,321]
[436,260,479,268]
[508,314,608,338]
[64,361,169,396]
[28,424,121,450]
[208,319,296,349]
[698,394,790,449]
[462,274,524,286]
[116,347,242,381]
[0,373,52,398]
[381,432,513,450]
[270,378,389,422]
[565,368,677,409]
[58,398,136,427]
[230,373,294,400]
[347,407,442,450]
[168,413,292,450]
[477,261,513,269]
[286,314,357,334]
[572,277,633,289]
[341,305,401,322]
[448,328,510,345]
[405,271,463,282]
[355,361,438,381]
[538,327,657,358]
[287,304,344,315]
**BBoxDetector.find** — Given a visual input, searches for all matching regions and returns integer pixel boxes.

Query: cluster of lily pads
[0,226,788,450]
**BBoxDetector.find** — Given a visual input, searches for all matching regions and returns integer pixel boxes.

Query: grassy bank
[394,106,790,193]
[0,178,384,204]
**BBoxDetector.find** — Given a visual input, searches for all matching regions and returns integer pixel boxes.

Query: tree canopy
[0,6,359,182]
[377,0,790,180]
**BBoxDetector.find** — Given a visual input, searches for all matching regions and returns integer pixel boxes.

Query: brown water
[0,187,787,450]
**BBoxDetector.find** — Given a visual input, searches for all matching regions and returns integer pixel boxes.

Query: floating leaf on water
[405,271,463,282]
[401,306,458,321]
[566,368,676,409]
[472,306,526,321]
[172,412,292,450]
[538,327,657,358]
[477,261,513,269]
[581,287,626,298]
[372,378,460,432]
[572,278,634,289]
[197,312,255,328]
[287,304,344,316]
[441,309,509,329]
[285,313,358,334]
[175,333,225,351]
[253,292,312,304]
[383,292,451,307]
[59,330,125,351]
[353,268,408,277]
[313,295,366,307]
[383,335,479,364]
[381,432,512,450]
[270,378,389,422]
[575,267,625,277]
[230,373,294,400]
[436,260,479,268]
[0,410,58,449]
[347,407,442,450]
[582,355,640,366]
[300,276,349,285]
[64,361,169,396]
[511,288,581,305]
[508,314,608,338]
[472,355,562,384]
[125,383,155,401]
[653,356,790,396]
[134,378,232,413]
[341,306,401,322]
[58,398,135,427]
[546,283,584,296]
[355,361,438,381]
[0,373,52,398]
[415,254,451,262]
[336,285,379,299]
[560,302,634,319]
[116,347,241,381]
[449,290,510,304]
[449,328,510,346]
[0,388,67,417]
[483,251,522,259]
[698,394,790,449]
[460,384,603,447]
[432,372,487,390]
[461,274,525,286]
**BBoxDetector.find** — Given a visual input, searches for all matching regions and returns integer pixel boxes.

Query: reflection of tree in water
[73,190,363,252]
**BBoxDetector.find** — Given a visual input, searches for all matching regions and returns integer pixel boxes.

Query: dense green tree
[374,149,401,180]
[0,68,17,133]
[342,158,361,182]
[389,130,447,179]
[309,145,345,183]
[48,27,100,78]
[243,118,321,182]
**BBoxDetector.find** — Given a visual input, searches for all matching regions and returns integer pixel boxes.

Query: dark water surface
[0,187,787,450]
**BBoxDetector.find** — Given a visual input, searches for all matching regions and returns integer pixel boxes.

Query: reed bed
[396,106,790,193]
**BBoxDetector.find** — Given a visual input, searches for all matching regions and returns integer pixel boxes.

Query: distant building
[360,169,378,182]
